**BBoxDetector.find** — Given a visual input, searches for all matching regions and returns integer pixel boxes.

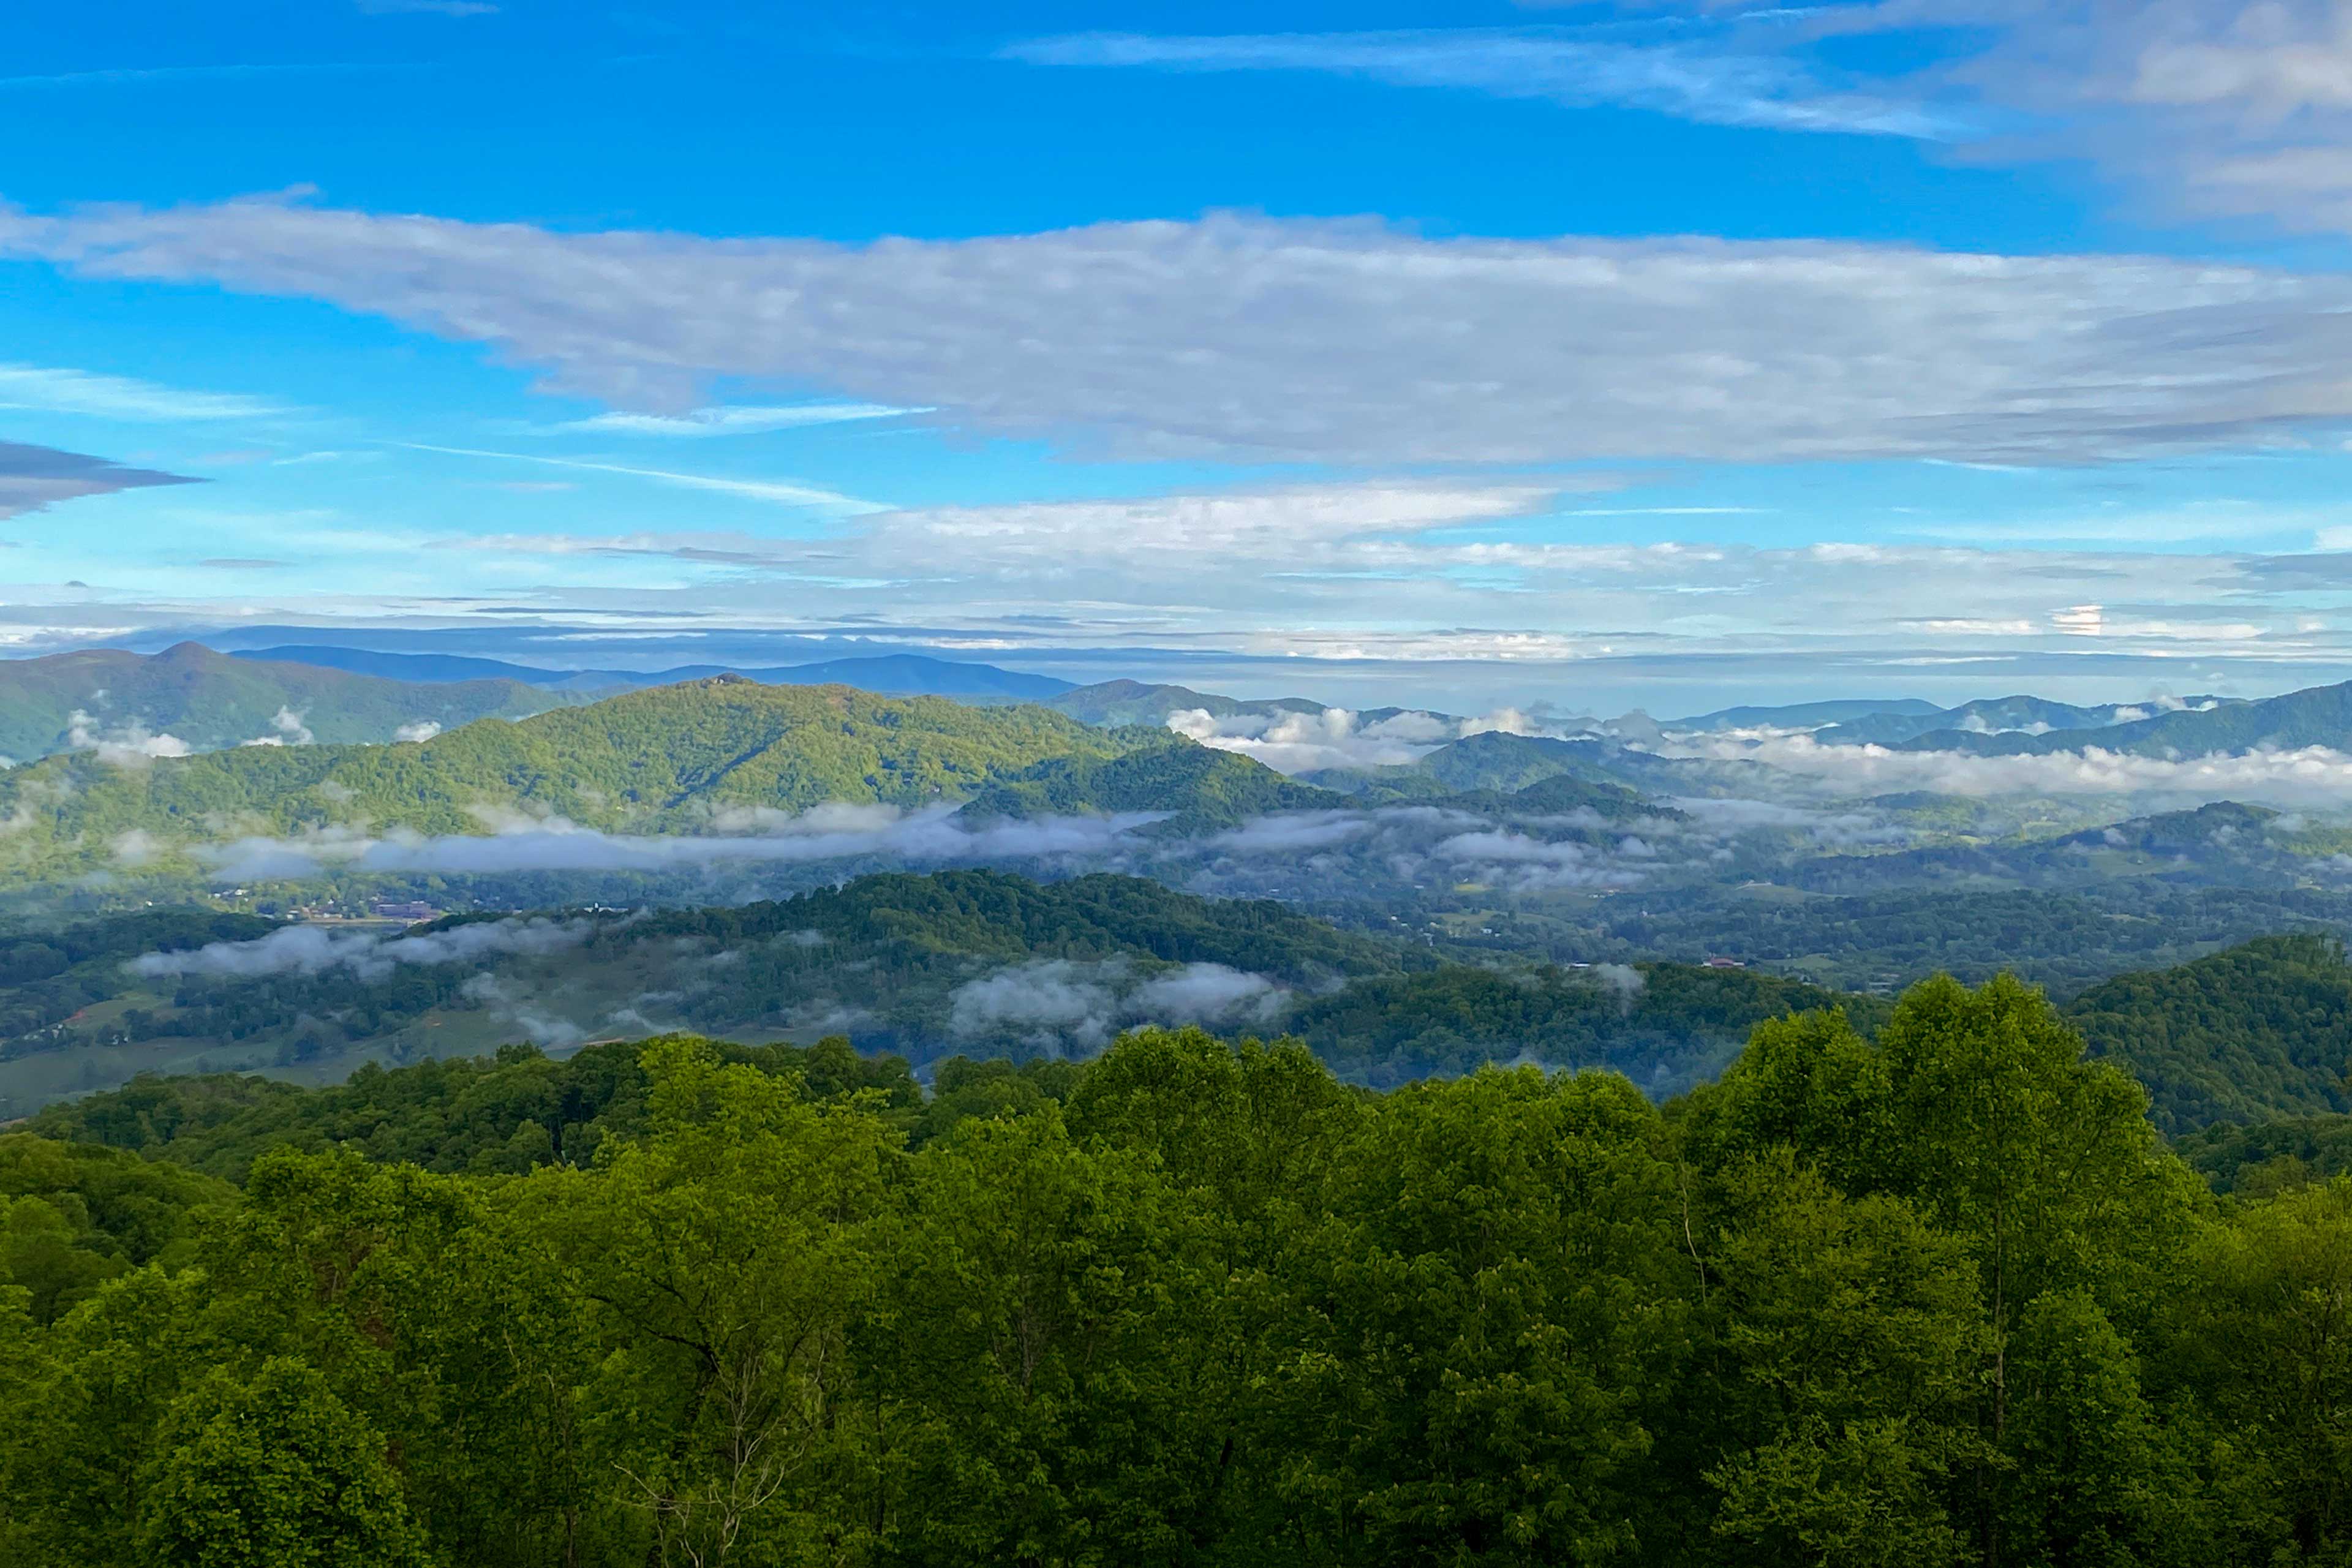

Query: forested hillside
[12,878,2352,1125]
[0,643,566,762]
[7,982,2352,1566]
[0,872,1420,1112]
[960,741,1348,831]
[2065,933,2352,1131]
[0,679,1164,878]
[1287,961,1877,1090]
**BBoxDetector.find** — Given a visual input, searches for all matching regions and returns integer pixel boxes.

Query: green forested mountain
[2173,1112,2352,1194]
[2064,933,2352,1131]
[0,678,1161,878]
[1411,729,1608,791]
[0,872,1417,1112]
[20,871,2352,1124]
[8,982,2352,1566]
[1315,729,1629,799]
[1601,883,2352,995]
[1420,768,1665,820]
[959,738,1348,831]
[1288,959,1881,1090]
[1774,799,2309,899]
[0,643,567,762]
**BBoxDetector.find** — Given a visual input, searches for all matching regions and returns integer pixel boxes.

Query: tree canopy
[4,976,2350,1566]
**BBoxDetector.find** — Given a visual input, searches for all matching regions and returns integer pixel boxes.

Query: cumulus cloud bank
[238,706,314,748]
[130,915,591,984]
[1169,705,1546,774]
[195,802,1165,883]
[1431,829,1651,890]
[947,957,1288,1052]
[67,709,191,766]
[1670,732,2352,810]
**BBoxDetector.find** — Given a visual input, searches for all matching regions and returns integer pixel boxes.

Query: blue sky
[12,0,2352,712]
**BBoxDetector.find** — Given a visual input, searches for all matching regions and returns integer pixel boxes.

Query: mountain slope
[958,739,1350,833]
[2065,933,2352,1132]
[1404,731,1617,793]
[0,870,1419,1113]
[0,678,1145,878]
[0,643,567,762]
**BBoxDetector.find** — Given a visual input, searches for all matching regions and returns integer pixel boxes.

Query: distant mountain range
[1041,678,1325,726]
[0,676,1332,881]
[1821,693,2238,748]
[1657,684,2352,762]
[0,643,570,763]
[1874,683,2344,758]
[239,652,1435,736]
[1667,698,1947,731]
[234,645,1076,702]
[1666,693,2240,742]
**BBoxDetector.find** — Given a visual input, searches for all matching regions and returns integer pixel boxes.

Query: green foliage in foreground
[7,977,2352,1566]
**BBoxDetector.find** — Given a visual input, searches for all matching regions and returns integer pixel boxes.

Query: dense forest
[7,976,2352,1565]
[13,877,2352,1131]
[0,679,1159,880]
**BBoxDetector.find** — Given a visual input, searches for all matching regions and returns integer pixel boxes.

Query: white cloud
[111,828,161,865]
[66,708,190,766]
[130,915,587,983]
[0,362,285,421]
[1542,1,2352,239]
[1429,829,1650,888]
[948,959,1123,1049]
[20,196,2352,462]
[1210,812,1385,853]
[393,720,442,743]
[549,402,918,436]
[1129,963,1287,1028]
[401,442,884,512]
[192,803,1164,883]
[1667,730,2352,809]
[1169,707,1440,774]
[1007,29,1954,138]
[1168,701,1561,774]
[238,706,314,748]
[946,957,1289,1052]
